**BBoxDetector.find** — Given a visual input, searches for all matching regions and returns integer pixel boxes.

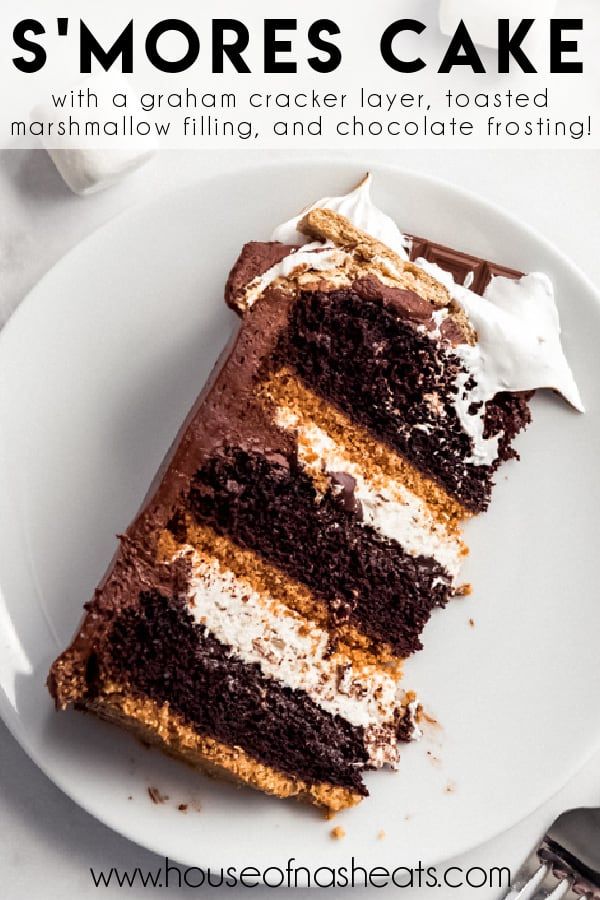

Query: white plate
[0,162,599,875]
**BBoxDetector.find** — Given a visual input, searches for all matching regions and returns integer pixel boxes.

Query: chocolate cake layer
[281,285,530,511]
[103,590,370,793]
[185,447,450,657]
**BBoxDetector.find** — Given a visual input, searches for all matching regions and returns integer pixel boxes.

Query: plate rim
[1,157,599,873]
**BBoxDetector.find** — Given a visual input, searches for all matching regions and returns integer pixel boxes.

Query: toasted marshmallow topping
[419,260,584,465]
[272,174,409,258]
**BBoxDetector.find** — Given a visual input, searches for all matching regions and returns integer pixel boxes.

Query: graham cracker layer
[260,369,471,535]
[50,650,88,708]
[158,526,402,674]
[87,682,362,811]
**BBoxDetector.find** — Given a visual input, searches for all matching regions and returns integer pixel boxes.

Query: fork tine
[505,856,548,899]
[505,805,600,900]
[503,859,574,900]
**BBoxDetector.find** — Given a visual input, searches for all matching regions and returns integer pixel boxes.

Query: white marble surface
[0,149,599,898]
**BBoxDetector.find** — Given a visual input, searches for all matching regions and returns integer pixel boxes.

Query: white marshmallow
[45,146,155,196]
[34,74,156,195]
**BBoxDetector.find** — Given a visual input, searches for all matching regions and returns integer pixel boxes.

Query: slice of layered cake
[49,175,582,811]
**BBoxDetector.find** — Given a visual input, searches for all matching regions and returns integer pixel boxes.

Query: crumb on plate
[147,786,169,805]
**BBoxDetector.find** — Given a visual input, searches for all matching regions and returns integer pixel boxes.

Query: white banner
[1,0,598,149]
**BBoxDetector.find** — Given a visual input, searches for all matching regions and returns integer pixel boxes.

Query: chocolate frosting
[49,288,299,703]
[225,241,298,311]
[353,276,433,322]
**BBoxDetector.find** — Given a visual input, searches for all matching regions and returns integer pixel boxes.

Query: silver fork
[503,807,600,899]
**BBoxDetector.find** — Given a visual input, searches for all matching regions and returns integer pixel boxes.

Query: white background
[0,148,599,898]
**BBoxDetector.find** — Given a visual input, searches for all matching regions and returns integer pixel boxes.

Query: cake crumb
[418,708,441,729]
[444,781,456,795]
[330,826,346,840]
[426,751,442,768]
[377,830,386,841]
[147,786,169,805]
[178,803,188,812]
[469,618,475,628]
[127,795,132,801]
[404,813,413,822]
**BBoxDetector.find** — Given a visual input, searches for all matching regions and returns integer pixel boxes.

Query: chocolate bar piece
[407,235,523,293]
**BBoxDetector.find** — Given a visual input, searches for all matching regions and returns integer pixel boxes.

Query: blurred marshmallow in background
[439,0,559,50]
[34,74,157,195]
[43,146,156,196]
